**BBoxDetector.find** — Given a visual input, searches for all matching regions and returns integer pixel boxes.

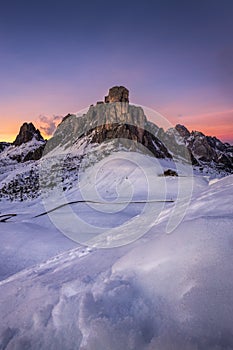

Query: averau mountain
[0,86,232,201]
[1,87,233,350]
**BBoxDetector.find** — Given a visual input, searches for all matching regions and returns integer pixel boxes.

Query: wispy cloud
[38,115,62,136]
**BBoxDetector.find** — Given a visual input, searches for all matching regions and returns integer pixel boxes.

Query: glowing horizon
[1,105,232,145]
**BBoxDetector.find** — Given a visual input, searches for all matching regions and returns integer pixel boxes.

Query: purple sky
[0,0,233,143]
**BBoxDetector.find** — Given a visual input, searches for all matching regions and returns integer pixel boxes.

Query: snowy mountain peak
[13,122,44,146]
[157,123,233,174]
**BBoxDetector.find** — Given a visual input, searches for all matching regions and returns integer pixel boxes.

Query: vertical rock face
[45,100,171,159]
[13,122,44,146]
[105,86,129,103]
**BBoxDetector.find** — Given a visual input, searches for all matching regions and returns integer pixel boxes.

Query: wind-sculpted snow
[0,176,232,349]
[0,153,195,279]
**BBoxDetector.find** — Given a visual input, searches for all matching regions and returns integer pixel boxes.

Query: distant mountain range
[0,86,232,201]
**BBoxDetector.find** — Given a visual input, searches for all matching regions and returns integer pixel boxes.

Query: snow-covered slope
[0,172,232,349]
[0,151,195,276]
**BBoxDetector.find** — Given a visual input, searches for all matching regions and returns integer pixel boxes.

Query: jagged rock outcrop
[175,124,190,138]
[0,123,46,164]
[23,145,45,161]
[13,122,44,146]
[187,131,217,162]
[164,124,233,172]
[105,86,129,103]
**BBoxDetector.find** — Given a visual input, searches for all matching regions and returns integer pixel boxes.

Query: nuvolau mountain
[0,86,232,201]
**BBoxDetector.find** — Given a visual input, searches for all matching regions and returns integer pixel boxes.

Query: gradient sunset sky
[0,0,233,143]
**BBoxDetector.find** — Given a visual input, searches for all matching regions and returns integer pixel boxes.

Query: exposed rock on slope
[0,142,10,153]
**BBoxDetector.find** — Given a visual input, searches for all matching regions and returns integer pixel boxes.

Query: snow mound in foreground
[0,176,233,349]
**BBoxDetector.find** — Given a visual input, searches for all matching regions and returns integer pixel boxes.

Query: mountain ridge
[0,86,232,202]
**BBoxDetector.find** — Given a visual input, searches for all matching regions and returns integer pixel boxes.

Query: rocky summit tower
[44,85,171,159]
[105,86,129,103]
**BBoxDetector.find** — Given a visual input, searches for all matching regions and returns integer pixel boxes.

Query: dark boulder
[163,169,178,176]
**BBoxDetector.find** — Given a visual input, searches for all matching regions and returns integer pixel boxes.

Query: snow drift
[0,175,232,350]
